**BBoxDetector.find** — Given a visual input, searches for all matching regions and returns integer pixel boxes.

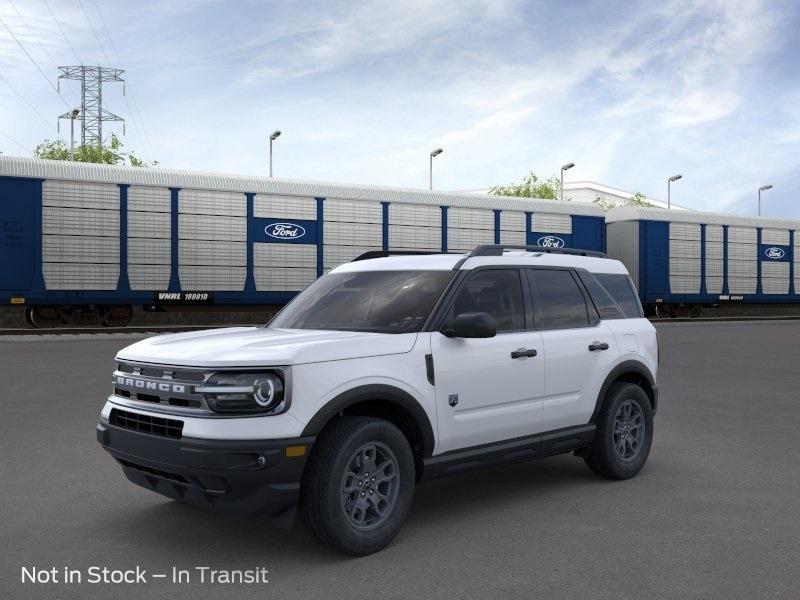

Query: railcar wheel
[102,305,133,327]
[689,304,702,318]
[28,306,62,328]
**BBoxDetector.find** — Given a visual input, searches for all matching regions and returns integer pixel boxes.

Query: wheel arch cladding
[591,361,657,422]
[301,384,435,478]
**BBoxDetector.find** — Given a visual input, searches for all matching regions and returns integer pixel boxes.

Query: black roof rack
[351,250,448,262]
[468,244,607,258]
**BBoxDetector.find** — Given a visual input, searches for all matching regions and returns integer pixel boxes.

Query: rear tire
[584,382,653,479]
[299,416,415,555]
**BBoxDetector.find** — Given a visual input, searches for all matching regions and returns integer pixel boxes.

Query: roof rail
[468,244,607,258]
[351,250,446,262]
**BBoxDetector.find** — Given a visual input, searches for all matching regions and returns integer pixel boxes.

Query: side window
[594,273,644,318]
[528,269,591,329]
[577,271,626,320]
[448,269,525,332]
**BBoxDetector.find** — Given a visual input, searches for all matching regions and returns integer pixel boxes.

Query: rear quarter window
[579,272,643,319]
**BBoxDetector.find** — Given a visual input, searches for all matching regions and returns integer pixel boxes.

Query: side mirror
[443,312,497,338]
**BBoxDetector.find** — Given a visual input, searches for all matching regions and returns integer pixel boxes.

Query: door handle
[588,342,610,351]
[511,348,538,359]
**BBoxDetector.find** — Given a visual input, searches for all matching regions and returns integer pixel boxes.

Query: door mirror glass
[443,312,497,338]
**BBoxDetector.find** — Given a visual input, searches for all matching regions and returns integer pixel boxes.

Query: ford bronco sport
[97,245,658,555]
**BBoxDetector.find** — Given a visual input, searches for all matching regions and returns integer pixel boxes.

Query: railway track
[4,315,800,336]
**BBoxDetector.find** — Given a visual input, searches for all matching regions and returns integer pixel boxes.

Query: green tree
[489,172,562,199]
[593,190,653,212]
[33,134,156,167]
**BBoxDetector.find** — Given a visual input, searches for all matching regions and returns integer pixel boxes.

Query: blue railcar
[606,206,800,317]
[0,157,605,326]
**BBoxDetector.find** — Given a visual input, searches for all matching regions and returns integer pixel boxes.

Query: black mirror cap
[444,312,497,338]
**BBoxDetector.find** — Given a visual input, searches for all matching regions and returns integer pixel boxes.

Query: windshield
[269,270,454,334]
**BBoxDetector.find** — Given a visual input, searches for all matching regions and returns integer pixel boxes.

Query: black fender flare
[301,384,436,458]
[590,360,658,422]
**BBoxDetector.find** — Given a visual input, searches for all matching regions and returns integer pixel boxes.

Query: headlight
[198,372,285,414]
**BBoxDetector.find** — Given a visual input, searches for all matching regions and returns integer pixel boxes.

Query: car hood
[116,327,418,367]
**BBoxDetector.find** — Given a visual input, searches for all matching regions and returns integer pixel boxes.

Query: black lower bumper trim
[97,422,314,527]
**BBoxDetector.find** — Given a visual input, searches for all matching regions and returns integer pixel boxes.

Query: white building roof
[0,156,604,217]
[606,205,800,230]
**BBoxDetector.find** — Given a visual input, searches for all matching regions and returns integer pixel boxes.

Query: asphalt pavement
[1,321,799,599]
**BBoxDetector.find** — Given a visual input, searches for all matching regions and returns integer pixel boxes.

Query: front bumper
[97,422,314,528]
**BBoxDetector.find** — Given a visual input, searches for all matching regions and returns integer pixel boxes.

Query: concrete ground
[1,321,798,599]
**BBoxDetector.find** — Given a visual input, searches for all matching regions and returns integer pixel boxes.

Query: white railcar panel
[706,241,724,260]
[179,214,247,241]
[128,238,170,265]
[254,243,316,268]
[179,188,245,216]
[669,239,701,259]
[42,180,118,211]
[324,199,382,224]
[499,229,527,245]
[179,240,246,266]
[43,263,119,290]
[129,265,171,290]
[388,225,441,250]
[43,206,119,238]
[761,261,789,294]
[179,266,246,290]
[727,243,757,261]
[761,229,790,245]
[669,222,701,241]
[669,276,700,294]
[43,235,118,263]
[448,207,494,230]
[388,203,441,227]
[128,211,170,239]
[324,221,382,246]
[447,227,494,251]
[254,268,317,291]
[706,224,724,242]
[128,186,170,213]
[728,226,757,244]
[728,277,757,294]
[254,195,317,220]
[533,213,571,234]
[501,211,526,232]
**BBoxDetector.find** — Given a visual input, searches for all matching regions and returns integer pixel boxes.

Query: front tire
[584,382,653,479]
[299,416,415,555]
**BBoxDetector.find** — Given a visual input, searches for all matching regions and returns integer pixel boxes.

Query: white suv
[97,245,658,555]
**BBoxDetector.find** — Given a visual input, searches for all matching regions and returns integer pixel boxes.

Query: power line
[0,127,31,153]
[0,72,58,131]
[75,0,111,64]
[8,0,81,107]
[89,0,156,162]
[0,15,70,108]
[43,0,84,65]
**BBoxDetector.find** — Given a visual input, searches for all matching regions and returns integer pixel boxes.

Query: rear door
[431,268,545,453]
[0,178,36,290]
[526,268,620,431]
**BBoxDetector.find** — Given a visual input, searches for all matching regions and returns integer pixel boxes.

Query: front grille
[117,458,188,483]
[113,362,210,412]
[109,408,184,439]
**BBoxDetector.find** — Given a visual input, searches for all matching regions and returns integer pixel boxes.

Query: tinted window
[448,269,525,332]
[577,271,626,320]
[269,270,453,333]
[528,269,590,329]
[595,273,643,318]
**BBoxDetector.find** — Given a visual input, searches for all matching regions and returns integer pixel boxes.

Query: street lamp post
[667,174,682,209]
[429,148,443,190]
[68,108,80,161]
[758,184,773,216]
[269,130,281,177]
[560,162,575,202]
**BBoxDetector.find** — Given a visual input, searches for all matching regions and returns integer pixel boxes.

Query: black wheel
[299,416,415,555]
[102,305,133,327]
[584,382,653,479]
[28,306,62,328]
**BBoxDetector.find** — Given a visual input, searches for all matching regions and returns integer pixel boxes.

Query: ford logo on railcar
[265,222,305,239]
[765,247,785,260]
[537,235,566,248]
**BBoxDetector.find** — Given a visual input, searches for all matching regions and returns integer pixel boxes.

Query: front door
[0,177,36,290]
[431,268,545,454]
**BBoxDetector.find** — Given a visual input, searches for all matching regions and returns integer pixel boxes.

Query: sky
[1,0,799,217]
